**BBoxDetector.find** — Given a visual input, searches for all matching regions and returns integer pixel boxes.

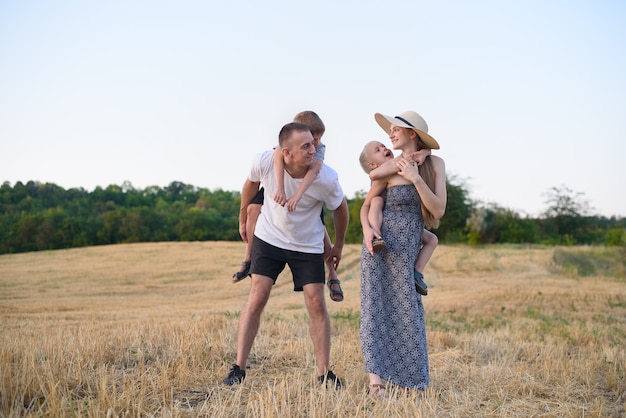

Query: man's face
[286,129,316,167]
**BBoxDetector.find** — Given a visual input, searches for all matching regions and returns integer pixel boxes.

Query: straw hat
[374,111,440,150]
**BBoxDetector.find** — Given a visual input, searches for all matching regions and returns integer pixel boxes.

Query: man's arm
[285,159,322,212]
[239,179,261,242]
[328,198,349,270]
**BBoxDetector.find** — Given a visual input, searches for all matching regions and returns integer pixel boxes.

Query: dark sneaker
[222,364,246,385]
[318,370,343,389]
[414,271,428,296]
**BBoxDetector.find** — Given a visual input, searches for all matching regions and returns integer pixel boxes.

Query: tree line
[1,180,624,255]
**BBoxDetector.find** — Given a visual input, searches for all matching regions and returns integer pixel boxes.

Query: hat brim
[375,113,440,150]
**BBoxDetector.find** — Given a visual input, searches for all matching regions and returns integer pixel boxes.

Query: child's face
[367,141,394,169]
[312,134,322,148]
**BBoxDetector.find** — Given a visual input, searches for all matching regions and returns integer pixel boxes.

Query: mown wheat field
[0,242,624,417]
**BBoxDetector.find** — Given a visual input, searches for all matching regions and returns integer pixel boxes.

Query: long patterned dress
[360,184,429,389]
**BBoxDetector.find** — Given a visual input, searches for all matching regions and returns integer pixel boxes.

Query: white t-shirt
[250,149,344,253]
[313,142,326,161]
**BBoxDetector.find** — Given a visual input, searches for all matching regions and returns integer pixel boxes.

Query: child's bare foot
[327,278,344,302]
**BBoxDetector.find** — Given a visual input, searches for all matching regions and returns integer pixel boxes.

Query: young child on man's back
[232,111,344,302]
[359,140,438,296]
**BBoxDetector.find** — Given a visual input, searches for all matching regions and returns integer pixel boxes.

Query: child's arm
[285,159,323,212]
[410,149,431,166]
[272,147,287,206]
[239,179,261,243]
[369,157,401,181]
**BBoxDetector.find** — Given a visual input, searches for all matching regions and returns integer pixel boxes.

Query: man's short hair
[279,122,311,147]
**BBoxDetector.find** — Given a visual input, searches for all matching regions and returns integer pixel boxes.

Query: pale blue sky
[1,1,625,217]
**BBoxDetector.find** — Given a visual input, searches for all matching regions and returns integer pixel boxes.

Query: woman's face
[389,125,414,150]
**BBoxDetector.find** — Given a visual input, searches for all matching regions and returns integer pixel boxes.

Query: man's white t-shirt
[250,149,344,253]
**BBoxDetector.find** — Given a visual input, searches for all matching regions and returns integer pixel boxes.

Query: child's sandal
[232,261,251,283]
[372,238,387,252]
[414,270,428,296]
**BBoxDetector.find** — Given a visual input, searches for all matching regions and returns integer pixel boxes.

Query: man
[222,122,349,388]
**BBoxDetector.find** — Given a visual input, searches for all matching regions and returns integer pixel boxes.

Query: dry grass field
[1,242,624,417]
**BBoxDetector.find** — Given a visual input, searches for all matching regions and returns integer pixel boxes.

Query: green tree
[435,176,473,243]
[469,205,539,244]
[541,185,592,244]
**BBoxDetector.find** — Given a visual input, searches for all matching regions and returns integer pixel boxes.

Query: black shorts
[250,236,325,291]
[250,187,264,205]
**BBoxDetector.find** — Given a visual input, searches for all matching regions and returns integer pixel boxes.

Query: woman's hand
[362,226,379,255]
[396,157,421,184]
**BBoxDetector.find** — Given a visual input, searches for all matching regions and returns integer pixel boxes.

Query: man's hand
[239,222,248,243]
[326,244,343,270]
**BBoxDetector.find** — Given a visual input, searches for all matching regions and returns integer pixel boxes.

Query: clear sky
[1,1,625,217]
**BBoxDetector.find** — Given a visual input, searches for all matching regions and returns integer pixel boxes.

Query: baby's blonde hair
[358,141,378,174]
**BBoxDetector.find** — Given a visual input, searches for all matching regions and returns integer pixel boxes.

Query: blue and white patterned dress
[360,184,429,389]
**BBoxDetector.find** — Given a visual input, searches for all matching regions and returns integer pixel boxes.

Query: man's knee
[246,276,273,310]
[303,285,327,316]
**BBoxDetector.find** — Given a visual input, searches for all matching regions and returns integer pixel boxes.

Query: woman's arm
[397,155,447,219]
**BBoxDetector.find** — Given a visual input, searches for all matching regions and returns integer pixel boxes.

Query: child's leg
[413,230,438,295]
[244,203,261,260]
[325,229,344,302]
[369,196,386,251]
[368,196,384,236]
[415,229,438,273]
[232,202,261,282]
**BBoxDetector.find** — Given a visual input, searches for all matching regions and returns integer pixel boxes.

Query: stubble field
[0,242,624,417]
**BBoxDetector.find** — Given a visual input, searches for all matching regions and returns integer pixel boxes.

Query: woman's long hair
[419,157,439,229]
[416,134,440,229]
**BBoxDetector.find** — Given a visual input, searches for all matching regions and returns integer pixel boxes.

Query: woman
[359,111,447,396]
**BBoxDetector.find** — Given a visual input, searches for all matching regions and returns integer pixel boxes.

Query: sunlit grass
[0,243,624,417]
